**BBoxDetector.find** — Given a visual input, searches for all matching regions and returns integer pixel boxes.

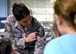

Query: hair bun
[13,3,18,9]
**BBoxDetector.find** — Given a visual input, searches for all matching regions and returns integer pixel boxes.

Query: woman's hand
[25,32,37,43]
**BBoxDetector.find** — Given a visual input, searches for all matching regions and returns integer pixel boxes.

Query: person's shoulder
[32,16,38,22]
[44,38,59,54]
[47,37,59,45]
[6,14,16,23]
[32,16,40,24]
[44,36,65,53]
[45,34,71,47]
[7,14,14,19]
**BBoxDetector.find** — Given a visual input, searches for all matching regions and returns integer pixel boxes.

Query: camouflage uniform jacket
[4,14,46,54]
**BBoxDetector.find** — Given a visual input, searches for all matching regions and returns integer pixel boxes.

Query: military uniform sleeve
[4,15,26,49]
[34,26,46,54]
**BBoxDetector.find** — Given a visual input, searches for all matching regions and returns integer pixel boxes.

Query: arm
[34,26,46,54]
[4,15,26,49]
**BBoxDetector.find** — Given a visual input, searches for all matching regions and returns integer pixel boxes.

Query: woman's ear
[54,14,62,26]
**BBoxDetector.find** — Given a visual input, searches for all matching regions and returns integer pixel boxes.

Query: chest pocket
[13,29,22,38]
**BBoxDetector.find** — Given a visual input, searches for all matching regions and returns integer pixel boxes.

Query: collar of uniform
[15,21,22,29]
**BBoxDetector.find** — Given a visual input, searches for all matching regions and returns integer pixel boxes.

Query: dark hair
[54,0,76,30]
[12,3,30,21]
[0,38,12,54]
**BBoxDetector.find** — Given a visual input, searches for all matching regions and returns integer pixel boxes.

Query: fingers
[29,32,37,37]
[25,32,37,42]
[33,38,36,41]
